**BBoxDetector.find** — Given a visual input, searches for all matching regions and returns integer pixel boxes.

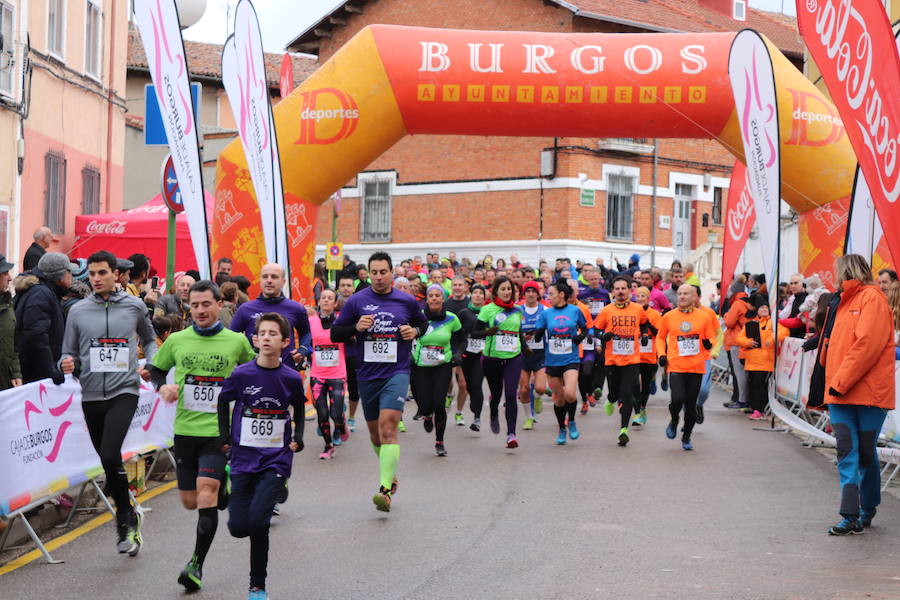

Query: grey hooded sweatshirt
[60,290,158,402]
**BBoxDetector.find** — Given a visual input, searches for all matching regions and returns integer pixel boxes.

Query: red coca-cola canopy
[73,192,214,275]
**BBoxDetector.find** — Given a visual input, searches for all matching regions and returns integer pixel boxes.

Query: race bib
[589,300,604,316]
[640,336,654,353]
[314,344,339,367]
[495,332,519,353]
[239,415,287,448]
[677,335,700,356]
[420,345,446,366]
[90,338,129,373]
[182,375,224,413]
[526,336,544,350]
[466,337,485,354]
[581,337,595,351]
[364,339,398,363]
[612,337,635,356]
[549,336,572,355]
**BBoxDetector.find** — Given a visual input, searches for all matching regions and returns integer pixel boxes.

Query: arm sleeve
[331,298,358,342]
[137,307,158,362]
[294,309,312,355]
[217,376,238,444]
[450,318,466,356]
[655,316,669,357]
[291,383,305,444]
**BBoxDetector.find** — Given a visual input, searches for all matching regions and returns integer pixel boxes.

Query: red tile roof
[127,24,317,88]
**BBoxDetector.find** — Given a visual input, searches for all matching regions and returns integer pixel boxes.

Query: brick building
[289,0,802,273]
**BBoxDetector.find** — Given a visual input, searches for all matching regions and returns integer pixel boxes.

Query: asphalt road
[2,387,899,600]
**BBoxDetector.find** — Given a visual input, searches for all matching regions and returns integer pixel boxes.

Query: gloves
[572,334,585,346]
[452,352,463,366]
[217,435,231,453]
[484,326,500,336]
[702,339,712,350]
[828,387,842,397]
[600,331,614,342]
[641,335,650,347]
[292,434,305,453]
[51,369,65,386]
[658,356,668,368]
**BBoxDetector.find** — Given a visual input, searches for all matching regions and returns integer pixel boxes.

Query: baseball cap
[0,253,13,274]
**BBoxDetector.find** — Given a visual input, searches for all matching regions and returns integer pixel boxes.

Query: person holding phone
[736,299,788,421]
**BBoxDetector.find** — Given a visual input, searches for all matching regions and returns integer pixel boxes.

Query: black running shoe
[696,405,705,424]
[423,416,434,433]
[435,442,447,457]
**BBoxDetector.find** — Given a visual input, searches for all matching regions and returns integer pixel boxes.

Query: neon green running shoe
[445,395,453,409]
[618,427,630,446]
[177,556,203,591]
[604,399,615,416]
[523,417,534,430]
[454,412,465,426]
[534,394,543,415]
[398,420,407,433]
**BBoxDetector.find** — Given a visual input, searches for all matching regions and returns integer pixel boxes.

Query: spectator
[216,257,234,276]
[886,283,900,360]
[0,254,22,389]
[877,268,897,293]
[214,271,232,286]
[23,226,53,271]
[449,251,461,268]
[796,274,827,334]
[663,268,684,307]
[778,273,808,338]
[116,258,139,296]
[128,253,151,288]
[637,270,671,312]
[155,274,194,323]
[232,275,251,297]
[619,253,642,278]
[723,276,751,410]
[313,262,327,303]
[151,314,183,345]
[355,265,371,290]
[817,254,895,535]
[735,299,788,420]
[62,260,91,316]
[184,269,201,282]
[340,255,358,281]
[219,281,241,327]
[14,252,76,384]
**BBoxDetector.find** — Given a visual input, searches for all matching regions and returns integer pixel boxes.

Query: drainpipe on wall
[651,138,658,267]
[12,0,29,271]
[103,0,117,212]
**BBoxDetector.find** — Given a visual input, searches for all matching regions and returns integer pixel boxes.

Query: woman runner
[412,284,465,455]
[309,288,348,459]
[518,281,550,430]
[474,276,526,448]
[633,286,661,426]
[457,284,488,431]
[529,280,589,445]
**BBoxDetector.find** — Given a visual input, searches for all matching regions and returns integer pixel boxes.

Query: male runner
[593,276,649,446]
[518,281,549,430]
[336,274,361,430]
[444,276,470,425]
[150,280,256,590]
[60,250,157,556]
[656,285,715,450]
[577,268,610,403]
[331,252,428,512]
[218,313,305,600]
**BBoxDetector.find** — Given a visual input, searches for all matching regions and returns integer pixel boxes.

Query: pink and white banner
[728,29,782,308]
[132,0,211,279]
[0,377,175,516]
[222,0,290,283]
[844,166,884,259]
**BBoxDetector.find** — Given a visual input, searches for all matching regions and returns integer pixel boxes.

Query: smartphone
[745,321,761,346]
[150,276,159,289]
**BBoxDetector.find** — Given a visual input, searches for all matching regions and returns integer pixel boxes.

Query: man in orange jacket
[656,285,715,451]
[723,279,751,409]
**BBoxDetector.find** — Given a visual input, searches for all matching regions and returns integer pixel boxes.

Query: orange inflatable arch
[213,25,854,301]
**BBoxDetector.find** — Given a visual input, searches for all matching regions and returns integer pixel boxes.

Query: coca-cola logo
[727,174,754,242]
[85,220,127,235]
[804,0,900,203]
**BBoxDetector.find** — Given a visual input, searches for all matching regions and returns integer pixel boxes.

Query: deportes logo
[297,88,360,145]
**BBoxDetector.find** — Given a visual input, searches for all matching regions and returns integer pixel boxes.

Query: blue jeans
[697,359,712,407]
[228,469,284,589]
[828,404,887,518]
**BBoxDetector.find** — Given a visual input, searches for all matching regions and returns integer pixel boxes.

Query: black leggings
[461,353,485,418]
[669,372,702,442]
[82,393,138,521]
[411,363,453,442]
[746,370,770,413]
[483,355,524,435]
[345,354,359,404]
[726,350,740,403]
[578,356,595,403]
[606,364,640,428]
[635,362,658,408]
[311,377,345,446]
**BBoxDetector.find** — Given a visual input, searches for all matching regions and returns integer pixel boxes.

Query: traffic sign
[144,82,201,146]
[161,154,184,213]
[326,243,343,271]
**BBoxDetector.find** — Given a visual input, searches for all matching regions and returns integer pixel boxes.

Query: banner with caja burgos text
[797,0,900,267]
[0,377,175,517]
[720,161,755,310]
[132,0,211,279]
[222,0,290,285]
[728,30,781,308]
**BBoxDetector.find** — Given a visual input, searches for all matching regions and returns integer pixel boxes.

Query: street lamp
[176,0,207,29]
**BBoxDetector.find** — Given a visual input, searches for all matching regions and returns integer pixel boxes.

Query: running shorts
[545,363,580,378]
[357,373,410,422]
[173,434,227,491]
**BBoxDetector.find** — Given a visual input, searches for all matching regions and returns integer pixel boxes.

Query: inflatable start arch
[213,25,855,300]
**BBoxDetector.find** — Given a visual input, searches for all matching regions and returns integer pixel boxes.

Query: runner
[529,279,589,445]
[444,276,471,426]
[475,276,525,449]
[336,274,361,431]
[309,288,347,459]
[330,252,428,512]
[217,312,305,600]
[59,250,157,556]
[457,284,488,431]
[593,276,649,446]
[518,281,549,431]
[577,267,610,405]
[633,286,662,426]
[149,280,256,591]
[567,279,598,415]
[412,284,464,456]
[656,284,715,451]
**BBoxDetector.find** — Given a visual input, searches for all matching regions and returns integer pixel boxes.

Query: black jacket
[807,292,841,409]
[14,269,67,383]
[22,242,46,272]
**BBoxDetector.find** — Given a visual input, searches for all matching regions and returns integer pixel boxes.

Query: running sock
[554,404,567,428]
[371,442,381,457]
[194,507,218,567]
[566,402,577,422]
[379,444,400,491]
